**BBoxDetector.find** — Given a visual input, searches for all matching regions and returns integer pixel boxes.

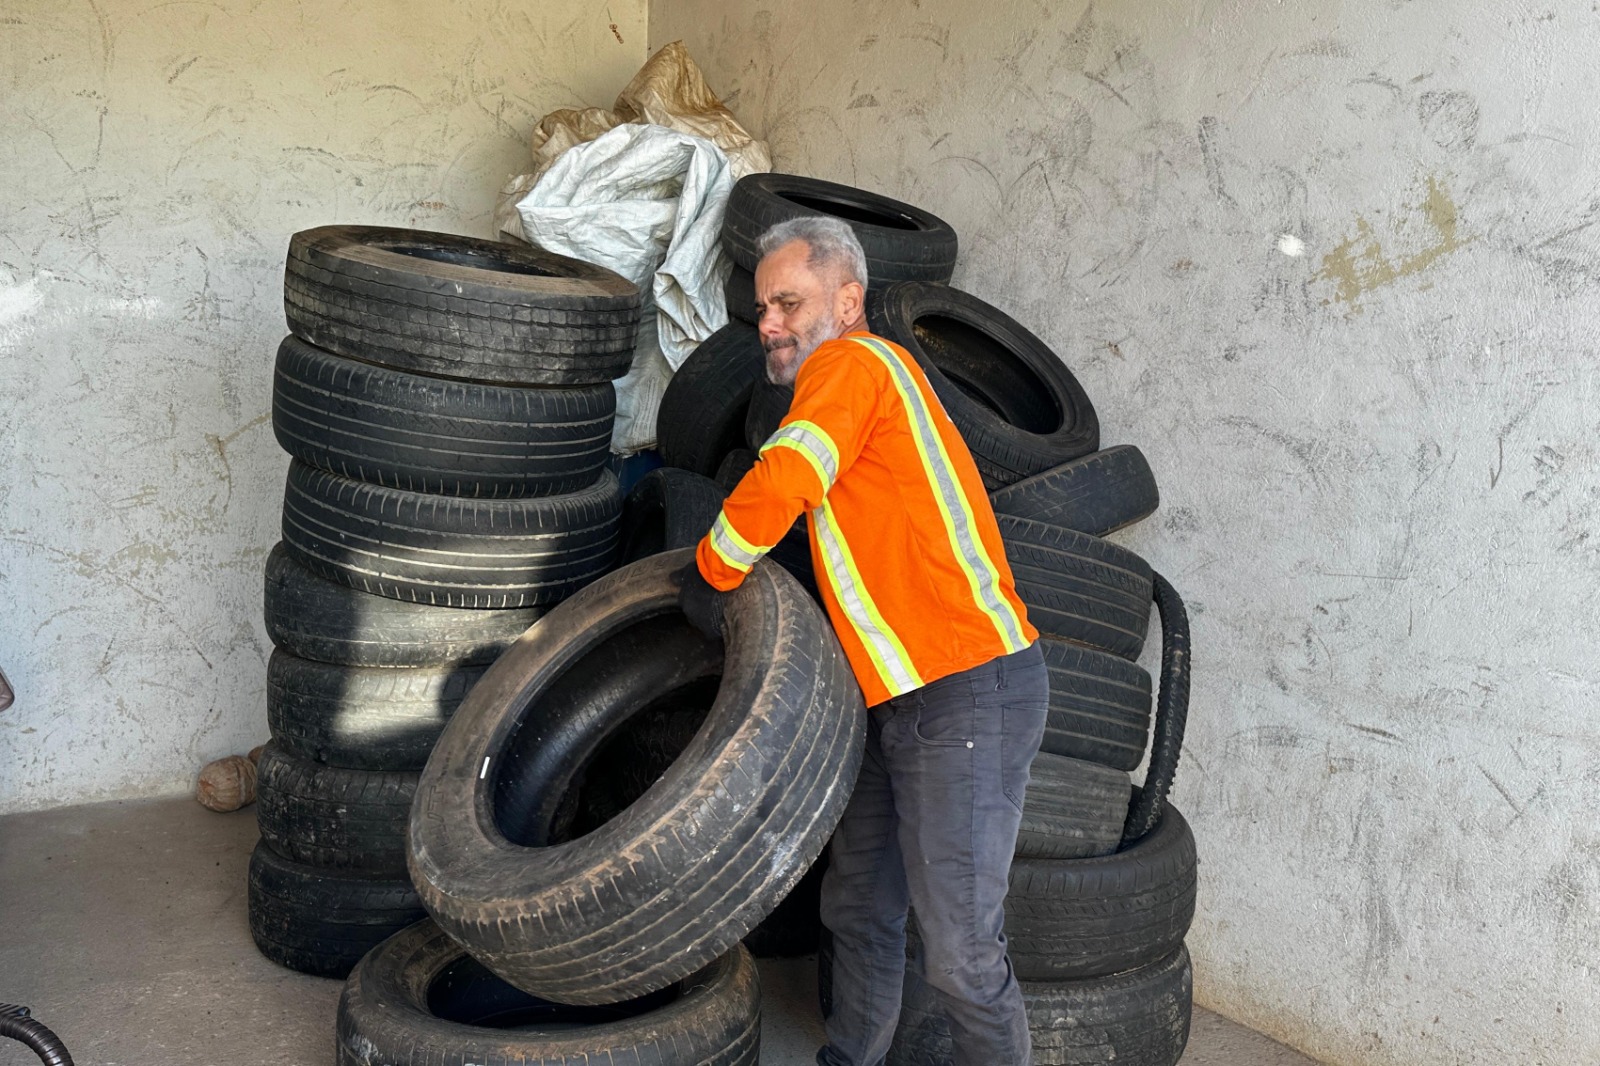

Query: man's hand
[677,561,728,640]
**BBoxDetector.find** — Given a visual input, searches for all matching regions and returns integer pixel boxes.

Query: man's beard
[763,316,837,385]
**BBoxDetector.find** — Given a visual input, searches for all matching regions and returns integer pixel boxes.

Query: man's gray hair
[756,216,870,289]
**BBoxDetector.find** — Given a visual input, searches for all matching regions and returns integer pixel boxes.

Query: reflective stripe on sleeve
[812,499,922,697]
[758,420,841,495]
[851,337,1031,654]
[708,511,766,574]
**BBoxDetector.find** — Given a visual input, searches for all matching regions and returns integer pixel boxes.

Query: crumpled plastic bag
[512,123,735,454]
[496,40,770,237]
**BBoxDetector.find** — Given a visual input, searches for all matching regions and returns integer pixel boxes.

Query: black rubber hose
[0,1004,74,1066]
[1121,570,1191,845]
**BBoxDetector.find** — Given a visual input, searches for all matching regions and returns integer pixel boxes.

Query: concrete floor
[0,797,1318,1065]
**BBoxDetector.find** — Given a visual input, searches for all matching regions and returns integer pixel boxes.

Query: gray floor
[0,797,1317,1065]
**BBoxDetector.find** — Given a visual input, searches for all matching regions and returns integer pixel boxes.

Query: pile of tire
[656,174,1196,1065]
[248,225,641,979]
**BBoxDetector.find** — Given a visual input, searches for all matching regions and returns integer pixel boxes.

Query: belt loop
[995,651,1008,691]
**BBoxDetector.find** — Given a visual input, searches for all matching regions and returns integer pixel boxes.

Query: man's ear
[837,279,865,324]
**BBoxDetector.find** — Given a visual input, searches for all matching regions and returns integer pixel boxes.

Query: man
[682,215,1048,1066]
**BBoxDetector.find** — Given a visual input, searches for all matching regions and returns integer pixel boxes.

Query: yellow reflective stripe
[763,438,830,495]
[852,337,1030,654]
[759,420,841,493]
[709,511,764,573]
[813,499,922,696]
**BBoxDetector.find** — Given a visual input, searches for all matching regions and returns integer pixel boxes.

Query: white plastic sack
[513,123,735,454]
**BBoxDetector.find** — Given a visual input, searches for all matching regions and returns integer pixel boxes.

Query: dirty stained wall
[647,1,1600,1064]
[0,0,647,812]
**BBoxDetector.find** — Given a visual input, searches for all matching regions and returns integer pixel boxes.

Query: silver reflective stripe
[761,422,840,492]
[812,501,921,696]
[709,512,765,572]
[853,337,1030,652]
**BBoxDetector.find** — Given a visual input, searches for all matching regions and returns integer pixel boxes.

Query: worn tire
[657,322,766,477]
[1123,573,1191,845]
[336,921,760,1066]
[743,377,793,449]
[1005,801,1197,982]
[267,649,486,771]
[264,543,542,668]
[725,263,758,325]
[988,446,1159,536]
[618,468,727,564]
[722,174,958,284]
[1040,637,1152,772]
[713,448,757,492]
[870,283,1099,488]
[284,225,640,386]
[272,335,614,498]
[247,839,424,979]
[999,516,1153,660]
[891,946,1192,1066]
[281,461,620,609]
[742,852,827,958]
[256,744,416,874]
[1015,753,1129,861]
[409,549,866,1004]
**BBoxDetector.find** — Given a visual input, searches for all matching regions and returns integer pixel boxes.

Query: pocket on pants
[910,699,975,748]
[1001,700,1048,811]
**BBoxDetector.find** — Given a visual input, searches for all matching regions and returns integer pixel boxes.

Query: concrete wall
[646,1,1599,1063]
[0,0,647,812]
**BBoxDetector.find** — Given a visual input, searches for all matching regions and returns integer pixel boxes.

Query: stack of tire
[653,175,1197,1065]
[247,225,641,979]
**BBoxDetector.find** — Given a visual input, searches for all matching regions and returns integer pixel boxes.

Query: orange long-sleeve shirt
[696,331,1037,707]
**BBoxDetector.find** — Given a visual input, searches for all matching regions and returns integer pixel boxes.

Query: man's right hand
[677,562,727,641]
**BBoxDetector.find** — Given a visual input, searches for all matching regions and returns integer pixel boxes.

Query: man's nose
[757,305,783,337]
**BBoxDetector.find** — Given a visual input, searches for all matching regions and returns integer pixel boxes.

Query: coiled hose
[1121,570,1191,845]
[0,1004,73,1066]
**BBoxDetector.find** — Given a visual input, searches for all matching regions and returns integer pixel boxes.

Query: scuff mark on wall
[1315,175,1473,309]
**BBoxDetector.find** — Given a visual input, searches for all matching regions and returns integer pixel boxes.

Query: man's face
[753,240,856,386]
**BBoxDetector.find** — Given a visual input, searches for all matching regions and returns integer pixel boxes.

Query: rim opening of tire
[911,313,1062,433]
[490,613,725,848]
[618,507,668,563]
[780,192,921,231]
[385,243,564,278]
[427,952,679,1030]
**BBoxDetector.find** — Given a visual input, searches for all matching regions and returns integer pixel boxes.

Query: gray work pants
[817,642,1049,1066]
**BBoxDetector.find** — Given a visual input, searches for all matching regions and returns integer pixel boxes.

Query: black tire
[1004,801,1197,982]
[409,549,866,1004]
[247,839,424,979]
[267,649,487,771]
[281,461,620,609]
[891,946,1191,1066]
[256,744,416,874]
[264,543,542,668]
[1015,753,1129,861]
[283,225,640,386]
[713,448,758,493]
[1040,637,1152,772]
[988,446,1159,536]
[870,283,1099,489]
[725,263,758,325]
[722,173,958,284]
[742,851,826,958]
[998,516,1153,660]
[272,335,615,498]
[1123,573,1190,845]
[743,377,793,449]
[336,921,760,1066]
[618,468,727,564]
[656,322,766,476]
